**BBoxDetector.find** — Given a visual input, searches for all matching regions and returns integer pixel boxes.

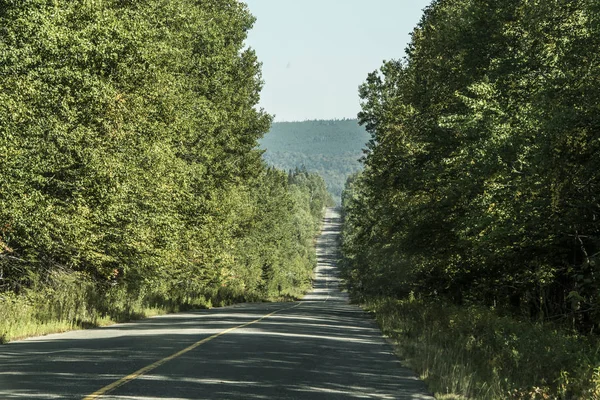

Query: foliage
[367,297,600,399]
[0,0,330,341]
[259,119,369,202]
[342,0,600,332]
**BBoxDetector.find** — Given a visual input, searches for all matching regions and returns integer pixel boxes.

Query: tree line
[0,0,331,333]
[342,0,600,331]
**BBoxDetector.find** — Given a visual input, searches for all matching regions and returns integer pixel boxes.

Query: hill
[259,119,369,202]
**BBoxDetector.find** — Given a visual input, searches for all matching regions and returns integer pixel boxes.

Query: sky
[243,0,432,122]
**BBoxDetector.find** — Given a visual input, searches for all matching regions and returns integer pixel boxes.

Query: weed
[0,269,303,343]
[366,297,600,400]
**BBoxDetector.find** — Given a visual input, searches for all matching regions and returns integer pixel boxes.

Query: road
[0,208,434,399]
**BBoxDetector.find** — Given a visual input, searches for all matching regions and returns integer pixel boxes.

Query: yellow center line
[83,302,301,399]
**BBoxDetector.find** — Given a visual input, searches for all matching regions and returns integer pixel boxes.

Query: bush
[368,297,600,400]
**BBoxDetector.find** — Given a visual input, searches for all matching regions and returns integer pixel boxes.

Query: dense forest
[0,0,331,341]
[259,119,369,202]
[342,0,600,398]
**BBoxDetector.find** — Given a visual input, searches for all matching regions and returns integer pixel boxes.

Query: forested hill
[259,119,369,202]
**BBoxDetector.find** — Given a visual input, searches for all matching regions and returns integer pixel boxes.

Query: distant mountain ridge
[258,119,370,203]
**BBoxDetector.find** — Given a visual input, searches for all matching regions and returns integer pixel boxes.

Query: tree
[0,0,329,320]
[342,0,600,330]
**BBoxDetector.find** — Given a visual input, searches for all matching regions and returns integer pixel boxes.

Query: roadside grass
[364,297,600,400]
[0,270,302,343]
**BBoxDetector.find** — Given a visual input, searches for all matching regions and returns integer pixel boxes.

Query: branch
[0,254,27,263]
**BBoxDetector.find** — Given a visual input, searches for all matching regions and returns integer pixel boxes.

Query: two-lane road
[0,208,434,399]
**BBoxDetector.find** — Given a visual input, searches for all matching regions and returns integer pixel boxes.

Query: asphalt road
[0,208,434,399]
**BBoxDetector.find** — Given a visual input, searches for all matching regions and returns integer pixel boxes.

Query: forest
[259,118,369,202]
[341,0,600,398]
[0,0,331,342]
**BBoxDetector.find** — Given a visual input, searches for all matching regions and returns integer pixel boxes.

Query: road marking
[83,303,301,399]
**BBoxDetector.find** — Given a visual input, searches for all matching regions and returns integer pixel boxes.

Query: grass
[0,294,171,342]
[363,296,600,400]
[0,286,174,342]
[0,270,289,343]
[0,267,311,343]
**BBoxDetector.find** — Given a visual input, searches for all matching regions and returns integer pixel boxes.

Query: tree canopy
[342,0,600,331]
[0,0,332,325]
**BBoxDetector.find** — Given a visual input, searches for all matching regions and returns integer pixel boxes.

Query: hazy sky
[243,0,432,122]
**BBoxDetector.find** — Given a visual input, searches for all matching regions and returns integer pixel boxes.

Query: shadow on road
[0,208,433,400]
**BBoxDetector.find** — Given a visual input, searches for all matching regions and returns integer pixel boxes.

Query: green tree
[0,0,329,327]
[343,0,600,329]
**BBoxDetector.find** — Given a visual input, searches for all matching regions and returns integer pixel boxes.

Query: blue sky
[243,0,432,122]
